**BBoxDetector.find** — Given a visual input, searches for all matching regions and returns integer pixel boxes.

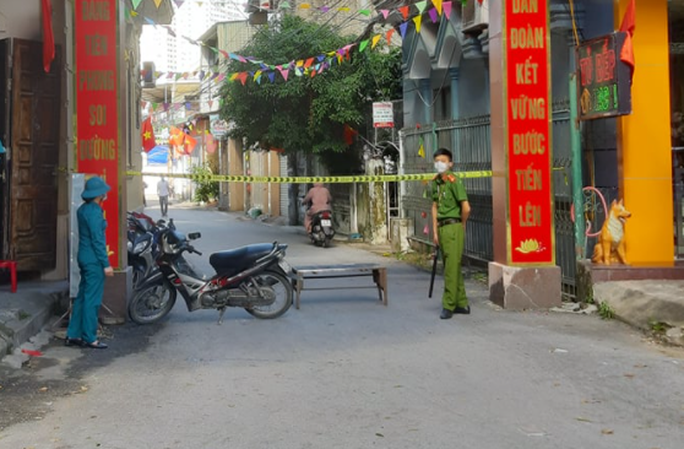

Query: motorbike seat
[209,243,275,275]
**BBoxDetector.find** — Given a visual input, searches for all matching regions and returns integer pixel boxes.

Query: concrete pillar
[615,0,674,265]
[419,78,432,125]
[483,60,491,114]
[449,68,461,162]
[365,158,388,244]
[449,68,460,119]
[228,138,245,212]
[487,0,561,310]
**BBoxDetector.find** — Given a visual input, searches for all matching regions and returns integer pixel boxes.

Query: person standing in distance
[431,148,471,320]
[142,180,148,207]
[65,176,114,349]
[157,176,170,218]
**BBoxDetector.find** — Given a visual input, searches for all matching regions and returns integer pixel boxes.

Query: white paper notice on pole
[373,102,394,128]
[70,174,85,298]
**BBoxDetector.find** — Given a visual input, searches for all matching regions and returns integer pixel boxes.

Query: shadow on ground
[0,320,165,431]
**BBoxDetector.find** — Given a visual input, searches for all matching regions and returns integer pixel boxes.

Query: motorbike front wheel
[245,270,293,319]
[128,282,177,325]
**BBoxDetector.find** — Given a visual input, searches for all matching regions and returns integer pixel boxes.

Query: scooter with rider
[302,182,335,247]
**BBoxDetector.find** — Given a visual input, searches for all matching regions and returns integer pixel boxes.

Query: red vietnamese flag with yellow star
[182,133,197,155]
[141,116,156,152]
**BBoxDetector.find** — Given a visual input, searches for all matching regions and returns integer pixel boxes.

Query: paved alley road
[1,205,684,449]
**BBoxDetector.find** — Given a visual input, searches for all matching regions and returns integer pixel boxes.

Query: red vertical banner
[75,1,120,268]
[504,0,555,265]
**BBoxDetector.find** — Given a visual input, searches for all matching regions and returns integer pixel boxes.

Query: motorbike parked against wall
[127,211,157,235]
[128,231,156,289]
[126,212,175,290]
[128,227,294,325]
[308,209,335,248]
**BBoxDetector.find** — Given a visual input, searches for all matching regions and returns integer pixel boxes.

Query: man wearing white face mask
[431,148,471,319]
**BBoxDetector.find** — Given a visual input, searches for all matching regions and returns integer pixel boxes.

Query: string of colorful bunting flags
[134,0,485,88]
[141,68,227,83]
[132,0,484,14]
[141,100,214,113]
[134,0,467,84]
[225,0,467,86]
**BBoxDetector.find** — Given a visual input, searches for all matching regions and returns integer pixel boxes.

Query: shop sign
[210,114,229,138]
[504,0,555,265]
[372,102,394,128]
[75,0,120,268]
[577,32,632,120]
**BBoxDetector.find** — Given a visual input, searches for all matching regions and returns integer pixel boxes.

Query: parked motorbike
[128,228,294,325]
[127,211,156,235]
[309,209,335,248]
[126,212,174,290]
[128,231,155,288]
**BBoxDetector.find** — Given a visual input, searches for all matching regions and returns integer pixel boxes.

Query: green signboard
[576,32,632,121]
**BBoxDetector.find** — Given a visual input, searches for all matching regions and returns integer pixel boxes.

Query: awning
[146,145,169,165]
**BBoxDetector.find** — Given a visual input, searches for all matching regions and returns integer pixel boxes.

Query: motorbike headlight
[127,241,133,252]
[133,240,150,255]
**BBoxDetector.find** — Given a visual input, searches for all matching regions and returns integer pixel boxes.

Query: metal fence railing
[674,147,684,259]
[401,101,578,299]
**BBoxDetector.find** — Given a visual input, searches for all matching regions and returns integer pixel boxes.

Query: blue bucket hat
[82,176,111,200]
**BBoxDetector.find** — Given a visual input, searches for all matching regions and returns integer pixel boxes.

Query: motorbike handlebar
[187,245,202,256]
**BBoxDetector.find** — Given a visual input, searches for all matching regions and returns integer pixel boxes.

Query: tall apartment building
[141,0,245,73]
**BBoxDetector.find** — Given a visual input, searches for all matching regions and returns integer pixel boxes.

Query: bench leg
[373,269,388,306]
[380,268,388,306]
[295,277,303,310]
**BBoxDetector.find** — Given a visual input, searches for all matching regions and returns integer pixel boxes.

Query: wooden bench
[291,263,388,310]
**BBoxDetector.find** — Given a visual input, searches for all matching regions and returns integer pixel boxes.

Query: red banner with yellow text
[505,0,555,265]
[75,0,120,268]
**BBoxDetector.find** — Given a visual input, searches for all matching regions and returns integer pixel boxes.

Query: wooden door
[6,39,61,271]
[0,40,10,260]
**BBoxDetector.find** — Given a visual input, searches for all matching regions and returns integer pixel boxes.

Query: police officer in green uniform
[431,148,471,319]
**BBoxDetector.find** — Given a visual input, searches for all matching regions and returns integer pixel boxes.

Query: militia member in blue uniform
[66,176,114,349]
[431,148,471,319]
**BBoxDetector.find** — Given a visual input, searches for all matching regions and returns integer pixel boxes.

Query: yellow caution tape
[124,167,566,184]
[62,167,566,184]
[124,170,496,184]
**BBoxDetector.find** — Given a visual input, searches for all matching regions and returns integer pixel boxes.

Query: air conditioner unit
[462,0,489,34]
[142,61,156,88]
[247,0,270,25]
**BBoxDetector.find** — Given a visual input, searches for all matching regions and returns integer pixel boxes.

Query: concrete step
[0,281,68,362]
[593,280,684,345]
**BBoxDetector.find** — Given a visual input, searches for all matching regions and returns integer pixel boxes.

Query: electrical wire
[145,0,398,75]
[143,0,409,124]
[145,2,395,101]
[568,0,580,47]
[411,31,459,110]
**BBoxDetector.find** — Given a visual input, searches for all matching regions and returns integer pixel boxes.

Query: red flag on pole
[41,0,55,73]
[343,124,358,146]
[183,134,198,155]
[619,0,636,83]
[141,117,156,152]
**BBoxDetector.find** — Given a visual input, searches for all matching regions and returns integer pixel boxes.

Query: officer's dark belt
[438,218,461,227]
